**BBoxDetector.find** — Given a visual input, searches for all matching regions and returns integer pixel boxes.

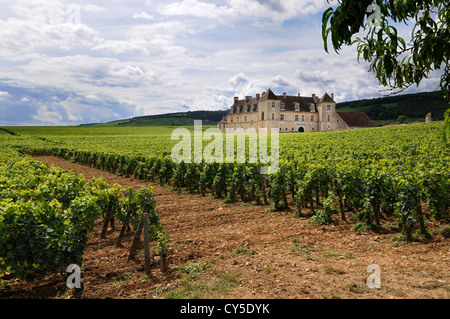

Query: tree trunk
[416,204,430,238]
[260,174,268,205]
[128,216,144,261]
[101,202,111,239]
[116,208,132,247]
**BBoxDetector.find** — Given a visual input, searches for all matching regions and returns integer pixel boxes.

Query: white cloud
[132,12,154,20]
[158,0,330,24]
[83,4,108,13]
[158,0,234,20]
[0,0,442,125]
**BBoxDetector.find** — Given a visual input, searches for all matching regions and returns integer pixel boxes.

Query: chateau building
[218,89,376,132]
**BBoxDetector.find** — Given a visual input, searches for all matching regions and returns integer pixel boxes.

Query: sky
[0,0,444,126]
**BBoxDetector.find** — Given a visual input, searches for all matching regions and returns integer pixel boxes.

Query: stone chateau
[218,88,376,132]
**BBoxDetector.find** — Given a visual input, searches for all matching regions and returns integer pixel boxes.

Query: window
[280,114,284,121]
[261,111,264,120]
[295,115,299,121]
[272,102,276,108]
[280,102,285,110]
[271,113,274,120]
[311,115,314,121]
[231,118,233,123]
[327,104,331,111]
[327,115,331,122]
[301,115,305,121]
[295,103,300,112]
[237,117,239,122]
[245,116,247,122]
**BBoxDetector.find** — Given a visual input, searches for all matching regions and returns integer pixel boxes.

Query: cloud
[157,0,234,20]
[158,0,330,24]
[228,72,265,97]
[271,75,290,88]
[295,70,336,87]
[132,12,154,20]
[0,0,443,125]
[82,4,108,13]
[0,83,137,126]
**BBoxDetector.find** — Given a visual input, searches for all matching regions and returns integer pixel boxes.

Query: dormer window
[295,103,300,112]
[280,102,285,110]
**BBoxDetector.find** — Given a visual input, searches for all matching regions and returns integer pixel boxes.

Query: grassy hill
[336,90,447,125]
[96,110,227,127]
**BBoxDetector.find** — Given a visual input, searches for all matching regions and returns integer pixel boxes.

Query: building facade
[218,89,376,132]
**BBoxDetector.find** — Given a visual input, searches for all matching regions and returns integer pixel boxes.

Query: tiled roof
[337,112,377,128]
[231,88,320,113]
[218,117,227,124]
[318,93,335,103]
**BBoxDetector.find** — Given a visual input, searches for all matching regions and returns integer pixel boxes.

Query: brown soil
[1,156,448,299]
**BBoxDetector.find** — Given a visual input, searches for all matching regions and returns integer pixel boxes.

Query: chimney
[234,96,238,104]
[283,92,286,99]
[245,96,251,102]
[331,93,334,99]
[256,93,260,100]
[298,92,300,97]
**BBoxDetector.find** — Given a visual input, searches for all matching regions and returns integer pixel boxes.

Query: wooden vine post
[100,202,112,239]
[116,207,132,247]
[142,212,151,276]
[127,207,168,275]
[127,212,151,276]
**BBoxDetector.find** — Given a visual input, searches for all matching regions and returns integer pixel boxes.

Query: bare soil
[1,156,448,299]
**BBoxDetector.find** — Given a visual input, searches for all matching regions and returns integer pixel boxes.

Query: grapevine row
[21,145,449,241]
[0,147,166,282]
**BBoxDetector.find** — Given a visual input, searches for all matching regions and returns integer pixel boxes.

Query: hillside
[336,90,447,124]
[93,90,447,127]
[96,110,228,127]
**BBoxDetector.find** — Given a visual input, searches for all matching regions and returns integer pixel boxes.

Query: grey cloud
[0,82,136,125]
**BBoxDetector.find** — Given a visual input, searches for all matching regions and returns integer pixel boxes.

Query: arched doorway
[298,127,305,132]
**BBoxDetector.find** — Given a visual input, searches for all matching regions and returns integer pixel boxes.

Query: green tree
[397,114,409,123]
[322,0,449,142]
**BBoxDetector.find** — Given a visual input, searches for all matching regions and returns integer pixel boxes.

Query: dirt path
[1,156,448,299]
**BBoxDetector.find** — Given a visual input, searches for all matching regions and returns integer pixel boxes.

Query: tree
[321,0,449,142]
[397,114,409,123]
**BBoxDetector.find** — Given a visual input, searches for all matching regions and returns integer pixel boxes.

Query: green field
[0,122,448,284]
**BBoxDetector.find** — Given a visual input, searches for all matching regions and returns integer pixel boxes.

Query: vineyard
[0,122,449,298]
